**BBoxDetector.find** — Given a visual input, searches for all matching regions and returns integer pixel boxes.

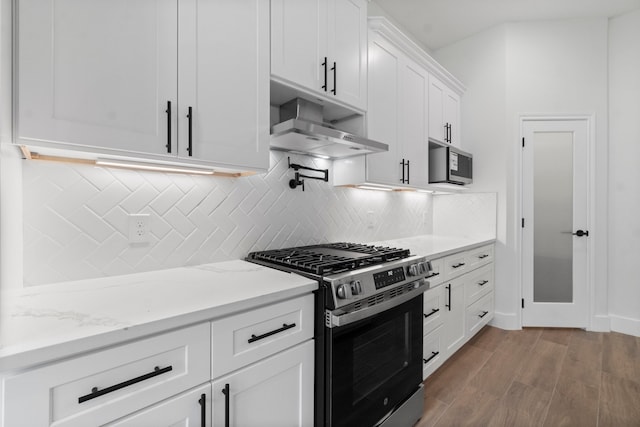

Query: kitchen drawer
[422,325,444,380]
[211,294,314,378]
[2,323,210,427]
[466,292,493,337]
[464,264,494,306]
[466,244,494,271]
[425,257,444,286]
[442,251,468,279]
[423,284,445,334]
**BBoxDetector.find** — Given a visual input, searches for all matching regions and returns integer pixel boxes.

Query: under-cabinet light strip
[95,159,215,175]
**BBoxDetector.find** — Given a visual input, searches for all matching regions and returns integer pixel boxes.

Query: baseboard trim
[489,311,520,330]
[590,315,610,332]
[610,315,640,337]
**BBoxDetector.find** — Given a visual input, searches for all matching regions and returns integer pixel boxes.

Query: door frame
[516,114,597,329]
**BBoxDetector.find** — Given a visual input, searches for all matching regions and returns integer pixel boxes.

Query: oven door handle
[326,281,428,328]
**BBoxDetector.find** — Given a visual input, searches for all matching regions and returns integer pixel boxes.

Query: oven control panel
[373,267,406,289]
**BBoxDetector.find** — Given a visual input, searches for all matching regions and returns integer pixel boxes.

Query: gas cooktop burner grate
[247,242,410,276]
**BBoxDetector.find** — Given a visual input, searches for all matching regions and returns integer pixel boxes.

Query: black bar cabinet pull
[449,124,452,142]
[322,57,328,91]
[331,61,337,95]
[423,351,439,364]
[478,280,489,286]
[478,254,489,259]
[479,310,489,318]
[446,284,451,310]
[222,383,230,427]
[406,159,410,184]
[426,272,440,278]
[452,262,465,269]
[187,106,193,156]
[165,101,172,153]
[248,323,296,344]
[78,365,173,403]
[400,159,406,183]
[424,308,440,319]
[198,393,206,427]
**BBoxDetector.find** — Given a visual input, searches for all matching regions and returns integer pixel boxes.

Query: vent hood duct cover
[270,98,388,159]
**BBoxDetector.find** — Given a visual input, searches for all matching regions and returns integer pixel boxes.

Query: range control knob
[336,283,353,300]
[419,261,432,275]
[350,280,362,295]
[407,264,420,277]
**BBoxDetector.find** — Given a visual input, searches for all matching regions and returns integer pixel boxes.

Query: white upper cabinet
[178,0,270,169]
[16,0,177,156]
[271,0,367,111]
[15,0,269,172]
[428,74,461,147]
[362,33,429,187]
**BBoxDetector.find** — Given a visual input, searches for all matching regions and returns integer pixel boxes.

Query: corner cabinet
[422,244,494,380]
[1,295,315,427]
[15,0,270,172]
[270,0,368,111]
[333,17,464,190]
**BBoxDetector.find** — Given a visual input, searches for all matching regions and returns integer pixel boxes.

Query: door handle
[563,230,589,237]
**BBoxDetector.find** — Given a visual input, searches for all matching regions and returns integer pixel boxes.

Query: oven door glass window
[327,295,422,427]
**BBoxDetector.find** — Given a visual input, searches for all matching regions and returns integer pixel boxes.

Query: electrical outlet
[128,213,150,244]
[367,211,375,228]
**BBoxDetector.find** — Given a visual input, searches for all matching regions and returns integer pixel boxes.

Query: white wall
[608,9,640,336]
[434,18,611,330]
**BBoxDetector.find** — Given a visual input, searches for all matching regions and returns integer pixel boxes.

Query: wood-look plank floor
[416,326,640,427]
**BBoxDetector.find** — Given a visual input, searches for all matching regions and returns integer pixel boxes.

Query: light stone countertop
[370,234,496,259]
[0,235,495,374]
[0,260,316,373]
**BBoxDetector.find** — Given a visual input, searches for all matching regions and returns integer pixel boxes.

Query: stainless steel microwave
[428,142,473,185]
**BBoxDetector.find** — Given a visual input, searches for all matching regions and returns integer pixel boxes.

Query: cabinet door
[104,384,211,427]
[444,90,461,147]
[271,0,326,94]
[211,341,314,427]
[443,277,466,357]
[400,59,430,187]
[365,34,401,185]
[428,74,446,144]
[16,0,177,155]
[327,0,367,110]
[179,0,269,169]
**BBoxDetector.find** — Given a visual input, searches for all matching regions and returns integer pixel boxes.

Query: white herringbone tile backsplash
[22,151,435,286]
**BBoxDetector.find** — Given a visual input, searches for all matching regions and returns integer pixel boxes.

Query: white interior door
[522,119,589,327]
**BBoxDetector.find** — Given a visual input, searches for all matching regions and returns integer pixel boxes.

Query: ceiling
[371,0,640,51]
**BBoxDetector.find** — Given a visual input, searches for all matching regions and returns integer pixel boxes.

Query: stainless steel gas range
[247,242,432,427]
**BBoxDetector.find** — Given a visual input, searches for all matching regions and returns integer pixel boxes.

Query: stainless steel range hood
[270,98,388,159]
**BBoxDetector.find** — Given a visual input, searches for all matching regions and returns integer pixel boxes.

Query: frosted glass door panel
[533,132,573,303]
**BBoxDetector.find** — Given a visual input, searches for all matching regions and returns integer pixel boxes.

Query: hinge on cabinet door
[522,298,525,309]
[522,137,525,148]
[522,218,525,228]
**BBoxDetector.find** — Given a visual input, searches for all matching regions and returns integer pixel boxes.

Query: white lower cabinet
[211,340,314,427]
[1,294,314,427]
[105,384,211,427]
[442,276,466,356]
[423,244,495,380]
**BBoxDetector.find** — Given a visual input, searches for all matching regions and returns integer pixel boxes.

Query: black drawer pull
[478,254,489,259]
[423,351,440,364]
[478,280,489,286]
[248,323,296,343]
[78,365,173,403]
[452,263,466,269]
[426,272,440,278]
[479,311,489,318]
[424,308,440,319]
